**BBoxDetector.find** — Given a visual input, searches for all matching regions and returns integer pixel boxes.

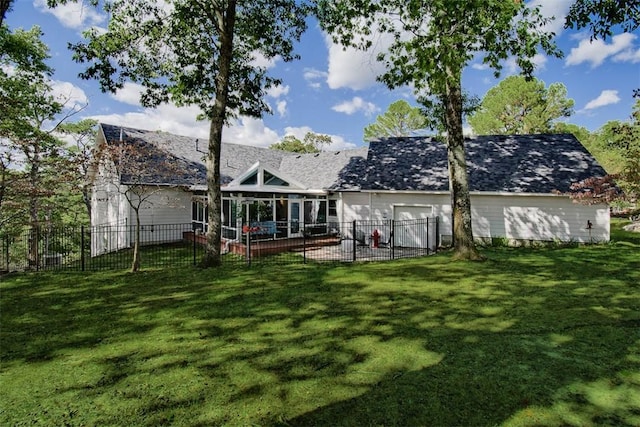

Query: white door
[394,206,432,248]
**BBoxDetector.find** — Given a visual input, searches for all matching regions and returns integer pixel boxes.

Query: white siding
[339,191,610,243]
[483,195,609,243]
[136,188,192,225]
[340,192,371,222]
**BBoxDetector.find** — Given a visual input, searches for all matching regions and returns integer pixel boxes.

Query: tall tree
[565,0,640,40]
[1,26,62,228]
[601,100,640,201]
[0,0,11,27]
[364,100,428,141]
[57,119,97,220]
[469,76,574,135]
[318,0,560,260]
[71,0,309,267]
[270,132,332,153]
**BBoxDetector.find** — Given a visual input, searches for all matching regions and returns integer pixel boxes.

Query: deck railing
[1,218,439,272]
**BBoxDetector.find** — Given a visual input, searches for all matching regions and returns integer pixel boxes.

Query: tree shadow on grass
[1,239,640,426]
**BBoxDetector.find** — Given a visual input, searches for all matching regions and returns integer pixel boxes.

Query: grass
[1,220,639,426]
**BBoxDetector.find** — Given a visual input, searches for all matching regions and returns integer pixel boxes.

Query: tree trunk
[200,0,237,268]
[82,185,92,223]
[443,67,483,261]
[28,142,40,266]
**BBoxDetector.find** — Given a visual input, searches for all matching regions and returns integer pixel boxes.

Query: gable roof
[98,123,367,190]
[98,124,605,195]
[361,134,607,194]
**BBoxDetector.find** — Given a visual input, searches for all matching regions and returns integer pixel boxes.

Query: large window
[304,199,327,224]
[192,198,208,232]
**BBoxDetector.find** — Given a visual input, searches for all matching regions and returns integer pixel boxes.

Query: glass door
[289,201,301,237]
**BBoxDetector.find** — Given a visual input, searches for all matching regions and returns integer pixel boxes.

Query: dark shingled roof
[361,134,607,194]
[99,123,366,189]
[99,124,606,194]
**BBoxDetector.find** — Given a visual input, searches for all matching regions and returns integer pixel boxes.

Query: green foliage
[70,0,310,268]
[469,76,574,135]
[565,0,640,40]
[317,0,561,259]
[0,25,80,231]
[1,222,639,425]
[270,134,319,153]
[364,99,428,140]
[552,122,592,143]
[71,0,309,120]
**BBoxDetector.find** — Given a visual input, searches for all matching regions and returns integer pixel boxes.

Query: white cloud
[251,52,279,69]
[566,33,637,68]
[527,0,573,35]
[110,82,145,106]
[504,53,548,74]
[50,80,89,109]
[472,63,490,71]
[583,90,621,110]
[332,97,379,117]
[276,100,287,117]
[303,68,328,89]
[33,0,105,30]
[90,102,282,148]
[222,117,280,147]
[325,33,390,90]
[614,47,640,63]
[266,84,290,99]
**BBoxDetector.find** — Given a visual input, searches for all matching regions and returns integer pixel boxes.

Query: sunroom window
[263,170,289,186]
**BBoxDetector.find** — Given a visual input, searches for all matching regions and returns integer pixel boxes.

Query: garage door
[393,205,434,249]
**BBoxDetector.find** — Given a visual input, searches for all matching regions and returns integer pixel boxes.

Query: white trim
[226,161,308,190]
[361,188,602,199]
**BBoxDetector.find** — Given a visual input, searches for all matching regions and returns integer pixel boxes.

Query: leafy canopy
[469,76,574,135]
[565,0,640,40]
[364,100,427,141]
[317,0,560,260]
[70,0,309,121]
[270,132,332,153]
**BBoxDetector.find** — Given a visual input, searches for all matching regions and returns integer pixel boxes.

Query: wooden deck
[183,232,340,258]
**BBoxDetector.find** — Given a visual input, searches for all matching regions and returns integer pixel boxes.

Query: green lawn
[1,222,639,426]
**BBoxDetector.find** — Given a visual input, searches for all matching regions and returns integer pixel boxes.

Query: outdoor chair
[378,230,394,248]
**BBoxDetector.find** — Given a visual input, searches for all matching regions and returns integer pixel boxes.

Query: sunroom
[190,162,337,242]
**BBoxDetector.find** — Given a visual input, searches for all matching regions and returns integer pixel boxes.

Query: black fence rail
[1,218,439,273]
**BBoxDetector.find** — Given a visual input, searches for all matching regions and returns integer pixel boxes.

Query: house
[90,123,609,254]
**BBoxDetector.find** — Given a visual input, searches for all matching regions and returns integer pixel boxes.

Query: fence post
[246,230,251,267]
[352,220,357,262]
[303,218,307,264]
[435,217,439,253]
[35,226,40,272]
[81,226,86,272]
[426,217,430,255]
[391,220,395,260]
[192,224,197,266]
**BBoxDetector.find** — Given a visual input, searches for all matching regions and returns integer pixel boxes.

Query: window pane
[241,171,258,185]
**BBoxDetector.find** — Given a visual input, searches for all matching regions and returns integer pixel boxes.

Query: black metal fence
[0,218,439,273]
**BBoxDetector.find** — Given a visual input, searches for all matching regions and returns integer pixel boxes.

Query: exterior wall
[340,192,372,222]
[339,191,610,244]
[135,188,192,226]
[91,166,193,255]
[91,160,130,228]
[472,194,609,243]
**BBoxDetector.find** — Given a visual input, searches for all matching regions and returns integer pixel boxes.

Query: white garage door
[393,206,434,248]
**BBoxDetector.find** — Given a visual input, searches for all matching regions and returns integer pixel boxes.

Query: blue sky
[6,0,640,149]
